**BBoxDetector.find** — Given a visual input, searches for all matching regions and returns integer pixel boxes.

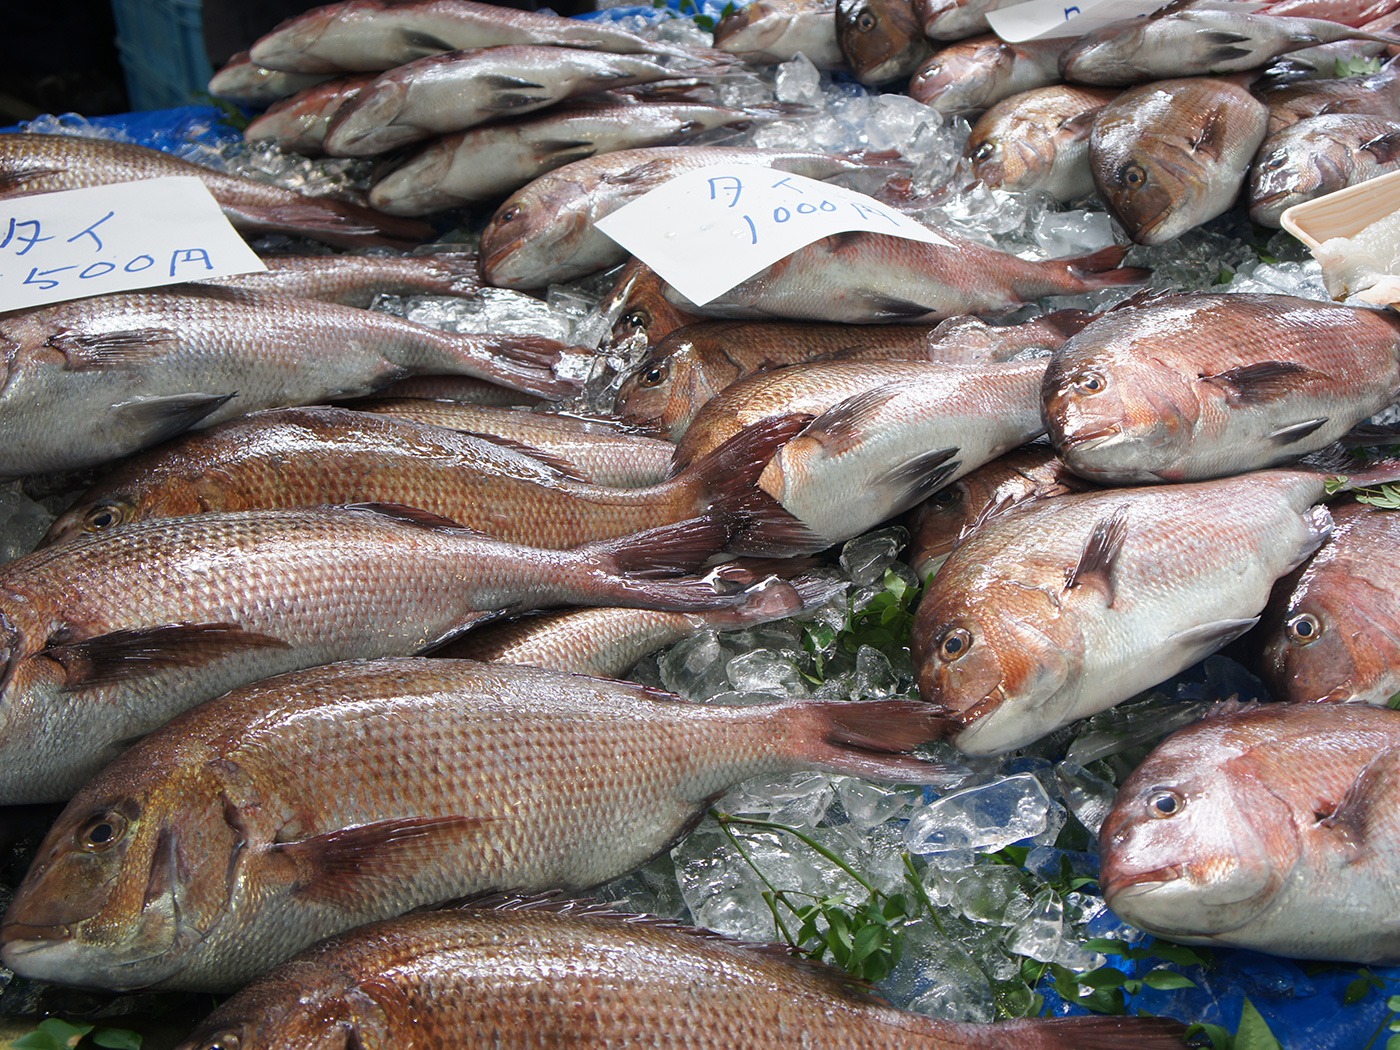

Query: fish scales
[908,35,1069,120]
[170,903,1193,1048]
[1,658,950,990]
[1249,113,1400,227]
[715,0,846,68]
[202,251,481,306]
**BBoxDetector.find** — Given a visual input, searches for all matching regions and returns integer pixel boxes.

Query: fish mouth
[1101,864,1184,900]
[1062,424,1122,451]
[0,922,73,948]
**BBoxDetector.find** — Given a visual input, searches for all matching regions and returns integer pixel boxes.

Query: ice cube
[1032,210,1116,258]
[726,647,810,696]
[0,486,54,564]
[1054,760,1119,836]
[882,918,996,1023]
[658,631,731,701]
[1003,886,1098,970]
[903,773,1053,855]
[835,777,916,831]
[775,54,823,105]
[839,525,908,586]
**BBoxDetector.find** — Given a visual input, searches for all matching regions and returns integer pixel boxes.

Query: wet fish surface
[201,250,482,306]
[168,900,1194,1047]
[206,51,333,105]
[1249,113,1400,226]
[1261,57,1400,133]
[916,0,1009,40]
[837,0,931,84]
[0,657,950,989]
[966,85,1119,201]
[0,285,577,475]
[1041,291,1400,483]
[715,0,847,69]
[242,75,375,155]
[1100,702,1400,964]
[907,35,1071,120]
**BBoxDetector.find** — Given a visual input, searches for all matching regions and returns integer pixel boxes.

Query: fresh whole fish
[478,146,907,290]
[0,286,578,476]
[916,0,1009,41]
[1089,77,1269,245]
[1256,500,1400,703]
[323,46,736,157]
[368,95,787,216]
[1260,0,1400,27]
[906,444,1096,581]
[0,505,764,804]
[714,0,847,69]
[200,250,481,306]
[1249,113,1400,226]
[836,0,931,85]
[0,133,432,249]
[907,35,1070,120]
[37,405,804,550]
[966,85,1119,201]
[662,232,1149,323]
[1261,56,1400,133]
[1099,702,1400,964]
[352,400,677,486]
[167,900,1194,1048]
[206,51,333,105]
[242,75,374,155]
[250,0,681,73]
[0,657,950,989]
[1059,6,1399,85]
[1265,6,1400,76]
[1040,291,1400,483]
[601,257,705,350]
[911,467,1365,755]
[615,313,1086,439]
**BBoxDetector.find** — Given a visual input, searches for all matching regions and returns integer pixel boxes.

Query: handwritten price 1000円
[707,174,906,246]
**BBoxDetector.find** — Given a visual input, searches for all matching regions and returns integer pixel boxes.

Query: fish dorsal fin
[1200,360,1318,405]
[1320,749,1400,860]
[1189,104,1232,161]
[50,327,183,370]
[271,815,495,910]
[1064,509,1127,604]
[954,491,1021,550]
[342,501,481,532]
[1360,131,1400,165]
[45,622,291,691]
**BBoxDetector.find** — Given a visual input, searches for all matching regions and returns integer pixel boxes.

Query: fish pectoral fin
[49,327,182,369]
[532,139,600,165]
[1320,750,1400,860]
[1063,509,1127,606]
[420,610,509,652]
[1200,360,1318,405]
[803,384,906,455]
[605,159,672,187]
[45,622,292,690]
[1205,43,1256,63]
[873,447,962,513]
[1360,131,1400,165]
[853,292,938,320]
[394,28,456,56]
[1188,104,1232,161]
[112,392,236,444]
[1268,417,1328,446]
[1163,617,1258,665]
[270,815,493,910]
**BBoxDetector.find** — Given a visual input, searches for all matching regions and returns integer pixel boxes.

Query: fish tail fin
[1320,454,1400,491]
[418,251,484,297]
[1064,244,1153,288]
[228,197,434,250]
[785,698,962,784]
[441,334,583,401]
[594,513,732,578]
[979,1014,1192,1049]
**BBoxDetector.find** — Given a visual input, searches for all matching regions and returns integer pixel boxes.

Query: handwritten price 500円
[0,213,217,291]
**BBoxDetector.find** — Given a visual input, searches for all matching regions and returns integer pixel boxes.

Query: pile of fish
[1,0,1400,1044]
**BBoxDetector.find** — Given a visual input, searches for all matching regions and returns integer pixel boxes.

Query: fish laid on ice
[600,257,706,350]
[1,657,951,989]
[243,75,374,155]
[1249,113,1400,226]
[0,507,767,803]
[168,900,1194,1048]
[1041,291,1400,483]
[1089,77,1269,245]
[206,50,332,105]
[908,35,1070,120]
[966,85,1119,201]
[1100,702,1400,964]
[0,286,578,476]
[201,250,481,306]
[836,0,931,84]
[1257,499,1400,703]
[714,0,847,69]
[0,132,432,249]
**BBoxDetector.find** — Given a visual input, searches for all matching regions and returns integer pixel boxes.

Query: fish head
[368,144,457,217]
[1042,351,1197,482]
[1057,26,1146,85]
[323,75,415,157]
[967,118,1053,192]
[715,0,792,58]
[42,497,140,546]
[907,480,976,581]
[248,7,345,75]
[907,38,1007,115]
[1,753,239,989]
[175,958,391,1050]
[615,341,720,439]
[479,178,593,290]
[913,576,1080,755]
[1099,737,1299,941]
[1248,136,1339,228]
[838,0,929,84]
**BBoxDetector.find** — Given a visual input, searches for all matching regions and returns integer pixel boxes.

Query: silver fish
[1249,113,1400,226]
[714,0,847,69]
[206,51,333,105]
[1262,56,1400,133]
[201,251,482,306]
[915,0,1010,41]
[243,74,374,155]
[908,35,1070,120]
[966,85,1119,200]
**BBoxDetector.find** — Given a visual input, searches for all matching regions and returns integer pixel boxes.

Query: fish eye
[931,486,963,509]
[971,141,996,164]
[638,362,669,388]
[1120,164,1146,188]
[81,502,128,532]
[856,10,877,30]
[199,1030,242,1050]
[1262,151,1287,171]
[77,811,128,852]
[1146,789,1184,818]
[938,627,972,661]
[497,205,521,224]
[1286,612,1321,644]
[1072,371,1105,394]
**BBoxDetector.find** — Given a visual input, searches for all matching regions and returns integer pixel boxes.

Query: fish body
[206,51,333,105]
[916,0,1009,41]
[0,133,431,249]
[602,257,705,349]
[353,400,677,487]
[907,444,1095,581]
[323,46,732,157]
[1089,77,1269,245]
[1060,7,1398,85]
[201,250,481,306]
[1249,113,1400,226]
[168,901,1192,1049]
[836,0,931,84]
[243,75,374,155]
[911,468,1338,754]
[250,0,676,73]
[0,505,757,803]
[1099,703,1400,964]
[966,85,1119,200]
[479,146,905,290]
[0,286,576,475]
[1041,291,1400,483]
[714,0,847,68]
[908,35,1069,119]
[663,233,1148,323]
[0,657,948,990]
[1262,58,1400,133]
[1257,500,1400,703]
[368,95,778,215]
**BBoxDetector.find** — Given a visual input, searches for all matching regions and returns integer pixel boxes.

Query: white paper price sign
[0,176,266,312]
[987,0,1165,42]
[594,164,952,307]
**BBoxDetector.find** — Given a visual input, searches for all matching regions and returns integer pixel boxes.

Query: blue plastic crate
[109,0,213,112]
